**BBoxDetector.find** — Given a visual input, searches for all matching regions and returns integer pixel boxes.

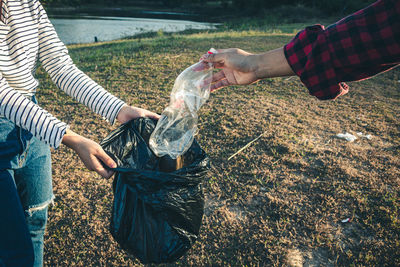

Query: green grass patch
[38,21,400,267]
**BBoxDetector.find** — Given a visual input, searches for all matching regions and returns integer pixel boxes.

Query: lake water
[49,16,216,45]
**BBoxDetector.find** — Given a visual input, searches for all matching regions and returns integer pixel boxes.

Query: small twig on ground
[271,158,281,166]
[284,76,296,81]
[228,130,268,161]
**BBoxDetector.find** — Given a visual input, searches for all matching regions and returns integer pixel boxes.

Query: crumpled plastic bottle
[149,48,216,159]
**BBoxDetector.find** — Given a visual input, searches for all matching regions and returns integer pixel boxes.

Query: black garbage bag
[100,118,209,264]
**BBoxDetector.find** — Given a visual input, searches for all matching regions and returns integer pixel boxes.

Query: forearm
[51,65,126,124]
[0,84,68,148]
[61,128,82,150]
[37,4,125,124]
[253,47,295,79]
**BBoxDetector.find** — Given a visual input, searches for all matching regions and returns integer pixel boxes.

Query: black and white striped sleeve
[36,2,126,126]
[0,74,68,148]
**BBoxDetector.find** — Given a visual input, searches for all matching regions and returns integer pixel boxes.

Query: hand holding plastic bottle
[149,48,216,159]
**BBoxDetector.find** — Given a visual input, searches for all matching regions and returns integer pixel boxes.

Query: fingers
[139,109,160,120]
[192,61,212,72]
[92,156,115,179]
[203,52,226,65]
[146,111,161,120]
[92,147,117,179]
[138,108,160,120]
[211,70,226,83]
[201,48,240,64]
[209,70,239,91]
[210,79,231,91]
[67,133,117,179]
[117,106,160,123]
[96,148,117,169]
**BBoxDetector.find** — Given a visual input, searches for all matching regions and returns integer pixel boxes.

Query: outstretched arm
[204,0,400,99]
[34,1,159,178]
[202,47,294,91]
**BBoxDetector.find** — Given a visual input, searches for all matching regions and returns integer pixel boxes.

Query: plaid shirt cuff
[284,25,349,100]
[284,0,400,100]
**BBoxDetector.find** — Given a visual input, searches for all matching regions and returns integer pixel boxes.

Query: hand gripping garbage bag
[100,118,209,264]
[149,48,216,159]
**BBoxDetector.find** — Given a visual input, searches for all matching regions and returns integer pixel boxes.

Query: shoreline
[45,5,228,23]
[47,4,337,47]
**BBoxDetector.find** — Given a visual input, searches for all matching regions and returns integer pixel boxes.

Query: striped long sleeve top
[0,0,126,148]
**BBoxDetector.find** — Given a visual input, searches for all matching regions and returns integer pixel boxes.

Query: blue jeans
[0,97,54,267]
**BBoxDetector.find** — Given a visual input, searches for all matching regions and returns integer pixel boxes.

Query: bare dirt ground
[37,30,399,266]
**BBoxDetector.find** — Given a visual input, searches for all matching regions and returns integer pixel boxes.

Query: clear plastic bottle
[149,49,215,159]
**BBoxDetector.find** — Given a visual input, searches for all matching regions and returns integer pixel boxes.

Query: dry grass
[36,28,400,266]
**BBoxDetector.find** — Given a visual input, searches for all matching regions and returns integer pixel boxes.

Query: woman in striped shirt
[0,0,159,266]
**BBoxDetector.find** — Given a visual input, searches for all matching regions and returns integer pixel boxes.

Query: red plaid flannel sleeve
[284,0,400,100]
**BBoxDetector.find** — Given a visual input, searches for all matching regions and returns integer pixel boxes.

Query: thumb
[203,52,226,64]
[145,110,161,120]
[96,148,117,169]
[91,155,115,179]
